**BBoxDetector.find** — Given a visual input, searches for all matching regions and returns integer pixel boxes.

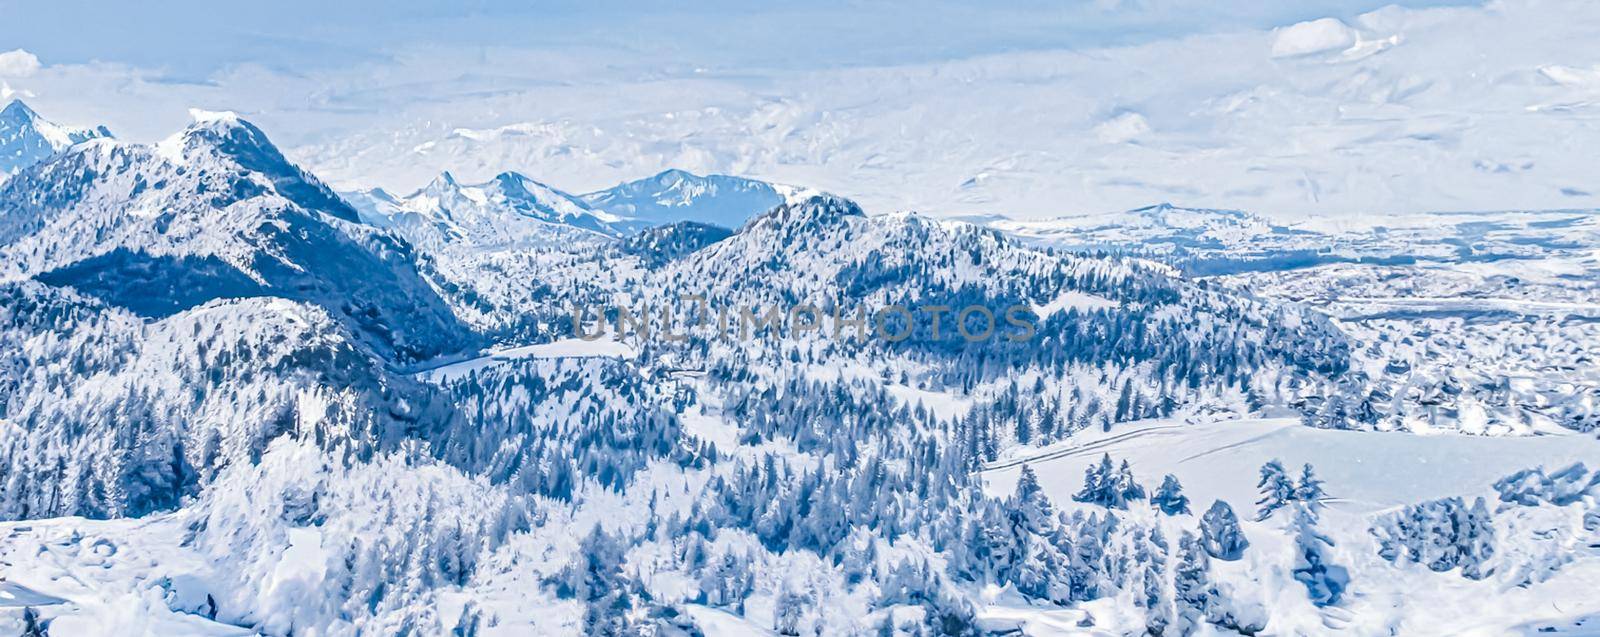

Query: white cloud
[1270,18,1358,58]
[1094,112,1152,144]
[0,49,42,77]
[0,81,29,101]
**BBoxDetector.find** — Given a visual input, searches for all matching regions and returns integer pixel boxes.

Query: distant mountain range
[345,167,812,241]
[982,202,1600,276]
[345,171,626,243]
[580,168,802,230]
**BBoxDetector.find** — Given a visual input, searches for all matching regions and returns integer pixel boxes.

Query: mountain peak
[173,109,272,153]
[421,170,461,194]
[491,170,535,194]
[1,99,39,123]
[651,168,697,183]
[156,109,359,222]
[1,100,113,176]
[187,107,243,127]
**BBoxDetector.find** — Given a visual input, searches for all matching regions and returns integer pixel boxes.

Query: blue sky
[4,0,1597,219]
[2,0,1477,78]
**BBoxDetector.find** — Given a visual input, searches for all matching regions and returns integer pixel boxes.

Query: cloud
[1270,18,1358,57]
[1094,112,1152,144]
[0,49,42,77]
[0,81,35,102]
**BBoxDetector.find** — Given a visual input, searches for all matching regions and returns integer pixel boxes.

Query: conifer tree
[1289,503,1348,607]
[1293,463,1326,513]
[1152,474,1190,516]
[1255,460,1294,521]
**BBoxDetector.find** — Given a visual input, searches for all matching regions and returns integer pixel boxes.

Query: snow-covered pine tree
[1115,460,1148,504]
[1294,463,1326,512]
[1173,531,1212,636]
[698,551,755,611]
[556,525,644,636]
[923,589,981,636]
[1073,454,1144,509]
[1152,474,1190,516]
[1200,500,1249,561]
[1289,503,1348,607]
[1460,496,1495,580]
[773,577,818,636]
[1139,527,1175,636]
[1255,460,1294,521]
[1010,465,1056,534]
[1074,454,1115,506]
[20,607,45,637]
[1371,495,1496,581]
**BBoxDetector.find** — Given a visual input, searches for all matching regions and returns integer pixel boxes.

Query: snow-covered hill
[0,100,111,179]
[0,281,452,520]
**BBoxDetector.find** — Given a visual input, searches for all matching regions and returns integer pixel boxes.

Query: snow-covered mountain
[988,203,1600,276]
[340,172,644,339]
[0,109,473,363]
[581,169,794,230]
[2,108,1599,637]
[0,281,451,520]
[348,170,630,242]
[986,203,1286,254]
[0,100,111,179]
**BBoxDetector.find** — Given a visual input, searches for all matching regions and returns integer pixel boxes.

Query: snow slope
[982,416,1600,636]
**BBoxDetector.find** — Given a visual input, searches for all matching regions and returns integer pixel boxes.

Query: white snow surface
[416,337,637,384]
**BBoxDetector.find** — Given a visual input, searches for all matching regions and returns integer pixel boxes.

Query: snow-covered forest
[0,95,1597,637]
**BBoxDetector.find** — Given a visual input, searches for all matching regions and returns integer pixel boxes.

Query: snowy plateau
[0,92,1598,637]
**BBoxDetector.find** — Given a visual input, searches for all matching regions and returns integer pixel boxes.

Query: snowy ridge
[344,170,621,248]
